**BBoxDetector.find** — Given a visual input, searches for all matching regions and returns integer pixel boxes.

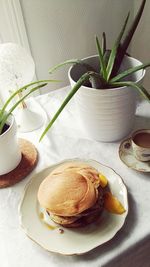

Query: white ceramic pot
[0,114,22,175]
[68,55,145,142]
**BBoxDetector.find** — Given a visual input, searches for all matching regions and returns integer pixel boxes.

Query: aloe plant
[0,79,59,135]
[40,0,150,141]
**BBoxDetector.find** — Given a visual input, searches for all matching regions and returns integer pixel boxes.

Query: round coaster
[0,138,38,188]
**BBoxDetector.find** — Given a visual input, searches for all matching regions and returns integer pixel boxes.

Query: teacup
[131,129,150,162]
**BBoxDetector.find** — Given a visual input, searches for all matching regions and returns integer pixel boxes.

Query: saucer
[119,138,150,172]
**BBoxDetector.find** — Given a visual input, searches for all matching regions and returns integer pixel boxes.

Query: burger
[37,161,105,228]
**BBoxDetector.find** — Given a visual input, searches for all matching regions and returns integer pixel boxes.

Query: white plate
[19,159,128,255]
[119,138,150,172]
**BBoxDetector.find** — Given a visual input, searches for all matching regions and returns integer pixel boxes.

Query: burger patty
[46,186,104,227]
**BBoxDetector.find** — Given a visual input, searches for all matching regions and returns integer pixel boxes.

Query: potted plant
[40,0,150,142]
[0,79,57,175]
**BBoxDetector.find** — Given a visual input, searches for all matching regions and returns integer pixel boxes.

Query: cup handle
[124,139,131,149]
[141,153,150,157]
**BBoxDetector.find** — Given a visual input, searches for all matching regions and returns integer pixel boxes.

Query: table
[0,86,150,267]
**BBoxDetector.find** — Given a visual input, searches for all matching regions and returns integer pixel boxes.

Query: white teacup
[131,129,150,162]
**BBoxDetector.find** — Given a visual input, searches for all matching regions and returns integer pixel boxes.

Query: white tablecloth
[0,86,150,267]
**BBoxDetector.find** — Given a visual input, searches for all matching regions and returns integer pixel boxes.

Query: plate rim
[19,158,128,255]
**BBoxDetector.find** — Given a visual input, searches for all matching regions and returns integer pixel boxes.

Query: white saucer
[19,158,128,255]
[119,138,150,172]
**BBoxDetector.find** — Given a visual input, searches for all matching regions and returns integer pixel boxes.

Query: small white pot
[68,55,145,142]
[0,114,22,175]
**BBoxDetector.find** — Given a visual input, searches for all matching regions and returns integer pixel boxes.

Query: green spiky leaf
[0,83,48,134]
[49,59,81,73]
[106,12,130,81]
[111,0,146,77]
[0,79,59,121]
[103,50,111,68]
[111,81,150,102]
[110,62,150,83]
[95,35,107,79]
[49,59,96,74]
[39,72,92,141]
[101,32,106,55]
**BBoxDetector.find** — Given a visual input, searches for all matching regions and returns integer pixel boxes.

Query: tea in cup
[131,129,150,162]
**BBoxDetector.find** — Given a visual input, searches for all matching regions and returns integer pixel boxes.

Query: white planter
[68,55,145,142]
[0,114,21,175]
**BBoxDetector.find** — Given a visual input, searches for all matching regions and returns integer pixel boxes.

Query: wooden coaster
[0,138,38,188]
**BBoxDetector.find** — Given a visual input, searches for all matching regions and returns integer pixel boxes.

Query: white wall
[20,0,134,92]
[131,0,150,92]
[1,1,149,94]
